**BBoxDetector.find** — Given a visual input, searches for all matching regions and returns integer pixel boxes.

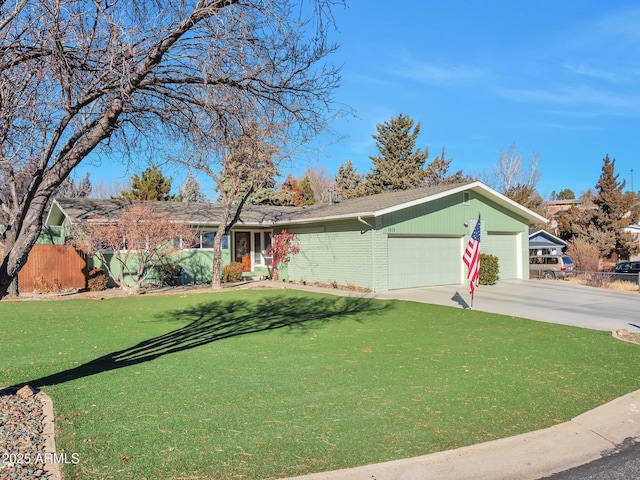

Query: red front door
[234,232,251,272]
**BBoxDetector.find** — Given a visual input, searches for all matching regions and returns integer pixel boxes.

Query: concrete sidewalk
[282,389,640,480]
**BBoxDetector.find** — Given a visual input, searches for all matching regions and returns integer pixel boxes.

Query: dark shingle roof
[49,181,547,227]
[283,183,468,223]
[51,198,299,226]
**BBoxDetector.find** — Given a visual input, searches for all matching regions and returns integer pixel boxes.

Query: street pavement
[277,279,640,480]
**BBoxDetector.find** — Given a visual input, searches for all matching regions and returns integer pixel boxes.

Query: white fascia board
[45,199,66,226]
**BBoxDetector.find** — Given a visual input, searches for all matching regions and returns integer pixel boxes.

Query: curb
[37,390,63,480]
[0,386,62,480]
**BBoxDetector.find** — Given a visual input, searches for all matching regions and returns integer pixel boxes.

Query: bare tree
[75,203,197,295]
[90,179,131,200]
[190,120,280,288]
[303,167,333,204]
[0,0,341,299]
[490,143,540,193]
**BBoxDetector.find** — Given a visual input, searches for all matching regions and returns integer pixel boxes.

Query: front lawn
[1,288,639,479]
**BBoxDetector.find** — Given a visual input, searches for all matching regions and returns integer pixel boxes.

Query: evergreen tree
[280,174,302,206]
[556,188,575,200]
[118,165,178,201]
[557,155,640,258]
[503,184,544,216]
[590,155,639,258]
[180,172,207,203]
[424,146,465,186]
[365,113,429,194]
[298,176,316,206]
[217,160,281,205]
[335,160,365,200]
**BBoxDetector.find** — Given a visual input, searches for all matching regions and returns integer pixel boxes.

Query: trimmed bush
[479,253,500,285]
[87,268,107,291]
[222,262,244,283]
[157,262,184,286]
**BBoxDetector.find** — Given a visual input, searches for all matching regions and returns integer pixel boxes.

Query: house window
[463,192,470,204]
[186,230,216,249]
[202,231,215,249]
[253,231,272,266]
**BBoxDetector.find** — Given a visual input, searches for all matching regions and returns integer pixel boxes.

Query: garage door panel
[388,237,461,289]
[483,233,518,279]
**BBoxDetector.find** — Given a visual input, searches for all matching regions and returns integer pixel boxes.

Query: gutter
[357,216,373,229]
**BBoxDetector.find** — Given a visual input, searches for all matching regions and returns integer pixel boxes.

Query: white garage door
[388,236,462,290]
[482,232,520,279]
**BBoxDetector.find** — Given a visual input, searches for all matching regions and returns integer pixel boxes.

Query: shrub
[87,268,107,291]
[157,262,183,286]
[268,230,300,281]
[222,262,244,283]
[34,276,61,294]
[479,253,499,285]
[567,239,600,272]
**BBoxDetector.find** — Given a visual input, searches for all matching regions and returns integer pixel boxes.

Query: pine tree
[558,155,640,259]
[180,172,207,203]
[335,160,365,200]
[590,155,639,258]
[365,113,429,194]
[504,184,544,216]
[118,165,177,201]
[280,174,302,206]
[424,146,464,186]
[298,176,316,206]
[556,188,575,200]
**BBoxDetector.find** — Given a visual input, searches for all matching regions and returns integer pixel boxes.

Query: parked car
[613,261,640,282]
[529,255,576,279]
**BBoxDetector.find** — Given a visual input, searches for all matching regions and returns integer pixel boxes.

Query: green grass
[1,288,639,479]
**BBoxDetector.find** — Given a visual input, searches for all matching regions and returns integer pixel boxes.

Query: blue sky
[78,1,640,200]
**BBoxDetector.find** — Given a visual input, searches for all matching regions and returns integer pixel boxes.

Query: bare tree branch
[0,0,343,298]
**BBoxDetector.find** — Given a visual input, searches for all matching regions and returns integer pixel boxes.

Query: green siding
[382,193,469,235]
[286,220,375,289]
[286,191,531,291]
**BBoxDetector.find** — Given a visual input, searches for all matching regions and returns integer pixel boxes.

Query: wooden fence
[18,244,88,293]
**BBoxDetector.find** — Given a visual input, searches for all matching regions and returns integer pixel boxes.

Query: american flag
[463,215,481,295]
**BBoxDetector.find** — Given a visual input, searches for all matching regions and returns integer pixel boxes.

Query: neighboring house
[546,199,582,217]
[623,223,640,261]
[43,181,546,292]
[528,229,567,256]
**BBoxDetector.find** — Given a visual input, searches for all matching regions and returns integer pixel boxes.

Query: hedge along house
[279,181,547,291]
[43,181,546,291]
[45,198,298,285]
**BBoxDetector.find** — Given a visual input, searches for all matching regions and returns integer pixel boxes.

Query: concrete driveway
[373,279,640,332]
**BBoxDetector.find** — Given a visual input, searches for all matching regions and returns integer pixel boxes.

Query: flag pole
[463,213,481,310]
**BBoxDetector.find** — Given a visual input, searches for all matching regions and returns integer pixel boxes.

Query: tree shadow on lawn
[3,295,393,393]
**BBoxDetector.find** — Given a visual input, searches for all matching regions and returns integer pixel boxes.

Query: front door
[234,232,251,272]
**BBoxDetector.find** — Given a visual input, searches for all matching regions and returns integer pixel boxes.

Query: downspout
[357,216,375,291]
[357,216,373,229]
